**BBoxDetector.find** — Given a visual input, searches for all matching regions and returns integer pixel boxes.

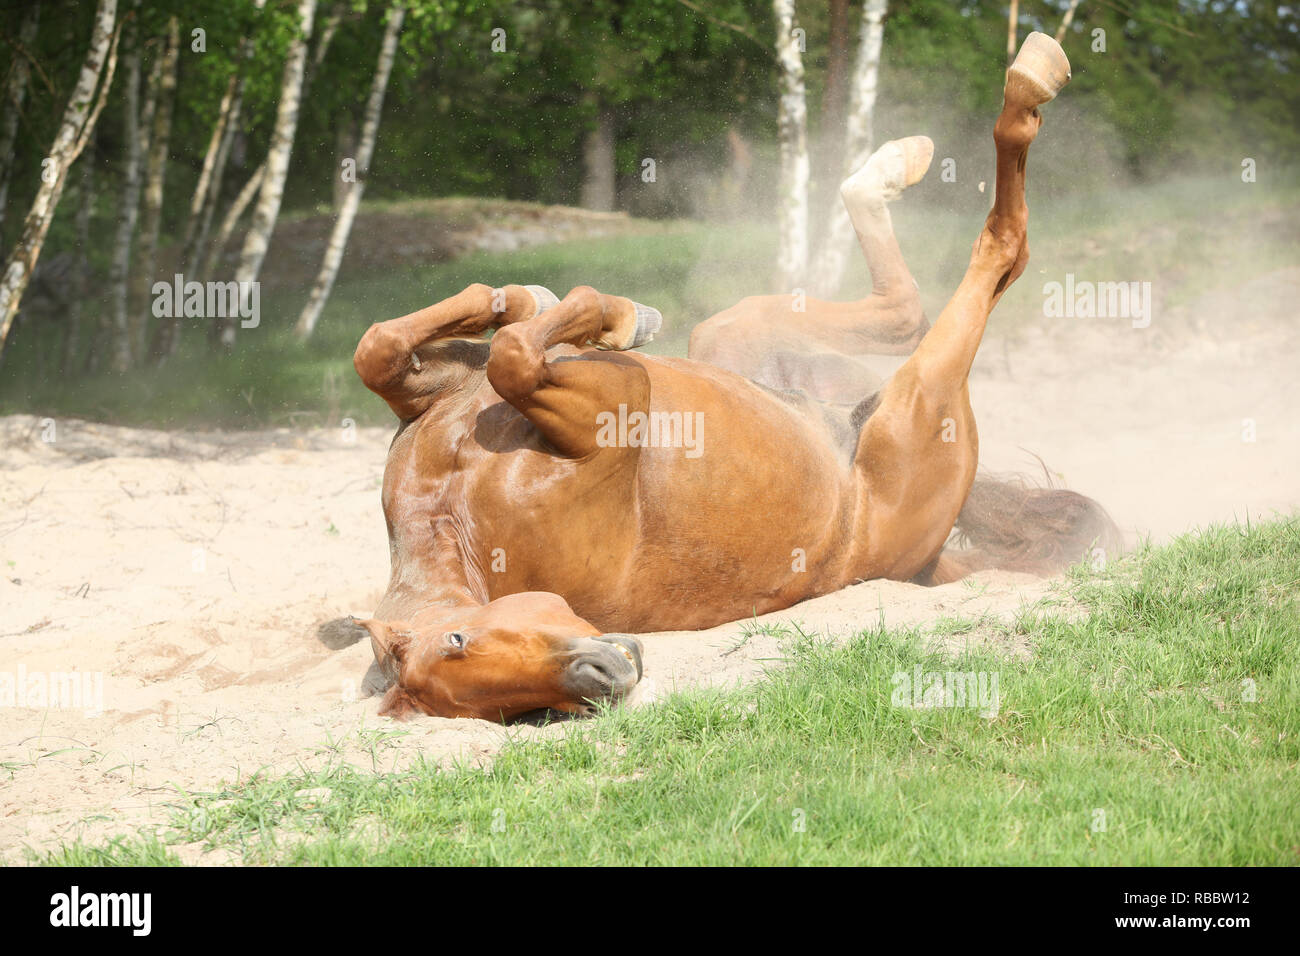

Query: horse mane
[942,469,1124,578]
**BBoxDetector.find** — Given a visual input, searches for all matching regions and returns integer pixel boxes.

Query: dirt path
[1,269,1296,862]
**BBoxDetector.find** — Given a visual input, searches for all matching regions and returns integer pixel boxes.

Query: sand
[1,268,1296,862]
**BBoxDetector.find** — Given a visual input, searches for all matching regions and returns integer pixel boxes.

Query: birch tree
[295,3,405,339]
[580,107,616,212]
[817,0,849,187]
[773,0,809,293]
[0,0,120,354]
[62,134,96,372]
[0,2,42,234]
[103,7,145,372]
[198,160,265,283]
[220,0,318,347]
[809,0,887,296]
[180,73,238,267]
[194,0,334,291]
[1055,0,1083,43]
[1007,0,1020,67]
[134,16,181,360]
[185,0,270,284]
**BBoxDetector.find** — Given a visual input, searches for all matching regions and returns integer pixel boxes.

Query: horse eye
[446,632,466,648]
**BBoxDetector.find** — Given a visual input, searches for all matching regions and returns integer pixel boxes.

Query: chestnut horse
[352,34,1115,721]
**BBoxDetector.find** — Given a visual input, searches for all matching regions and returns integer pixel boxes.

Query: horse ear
[358,619,412,684]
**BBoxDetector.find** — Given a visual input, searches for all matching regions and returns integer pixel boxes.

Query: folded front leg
[486,286,653,458]
[354,283,557,419]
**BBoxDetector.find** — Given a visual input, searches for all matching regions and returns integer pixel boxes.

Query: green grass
[2,172,1296,428]
[40,516,1300,866]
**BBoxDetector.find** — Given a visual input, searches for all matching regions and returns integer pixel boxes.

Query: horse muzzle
[563,635,643,704]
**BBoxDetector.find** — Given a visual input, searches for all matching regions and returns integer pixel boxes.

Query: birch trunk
[187,0,269,283]
[0,0,119,354]
[203,0,332,294]
[104,8,144,372]
[180,73,236,263]
[199,159,264,286]
[808,0,887,297]
[62,133,95,372]
[332,116,359,212]
[773,0,809,292]
[580,108,615,212]
[220,0,318,348]
[817,0,849,186]
[1007,0,1020,67]
[1055,0,1083,43]
[313,3,345,71]
[0,2,41,234]
[296,4,405,339]
[134,16,180,361]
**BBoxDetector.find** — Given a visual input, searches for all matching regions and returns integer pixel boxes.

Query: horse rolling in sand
[350,33,1118,721]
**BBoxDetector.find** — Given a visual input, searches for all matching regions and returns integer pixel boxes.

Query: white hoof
[1008,31,1071,106]
[841,135,934,205]
[524,284,560,316]
[594,299,662,351]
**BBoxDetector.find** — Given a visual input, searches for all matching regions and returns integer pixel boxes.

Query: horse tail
[928,472,1123,582]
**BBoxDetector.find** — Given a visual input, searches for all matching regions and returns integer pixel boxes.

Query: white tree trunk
[332,116,359,212]
[1055,0,1083,43]
[199,160,265,284]
[0,2,41,234]
[313,2,345,71]
[1007,0,1020,67]
[62,133,95,371]
[187,0,269,281]
[222,0,318,347]
[580,108,616,212]
[181,74,237,261]
[105,9,144,372]
[135,16,181,360]
[809,0,887,297]
[296,4,405,339]
[0,0,119,353]
[773,0,809,292]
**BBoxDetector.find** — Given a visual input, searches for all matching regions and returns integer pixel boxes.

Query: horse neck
[378,514,487,621]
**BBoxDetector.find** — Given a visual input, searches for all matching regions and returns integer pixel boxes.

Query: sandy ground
[1,268,1296,862]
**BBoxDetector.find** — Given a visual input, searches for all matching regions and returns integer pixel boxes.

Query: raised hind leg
[850,32,1071,580]
[689,136,933,402]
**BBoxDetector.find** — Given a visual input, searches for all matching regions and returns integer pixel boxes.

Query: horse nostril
[564,641,640,703]
[594,634,643,680]
[569,660,615,698]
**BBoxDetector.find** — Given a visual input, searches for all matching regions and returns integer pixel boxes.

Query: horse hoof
[595,300,662,351]
[1007,31,1071,107]
[524,284,560,316]
[897,135,935,189]
[629,301,662,348]
[842,135,933,205]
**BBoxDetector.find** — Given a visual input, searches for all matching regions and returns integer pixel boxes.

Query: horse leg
[354,282,559,420]
[850,33,1070,579]
[836,134,933,329]
[688,136,933,396]
[486,286,655,458]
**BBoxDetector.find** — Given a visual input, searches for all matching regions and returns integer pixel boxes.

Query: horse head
[359,591,642,721]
